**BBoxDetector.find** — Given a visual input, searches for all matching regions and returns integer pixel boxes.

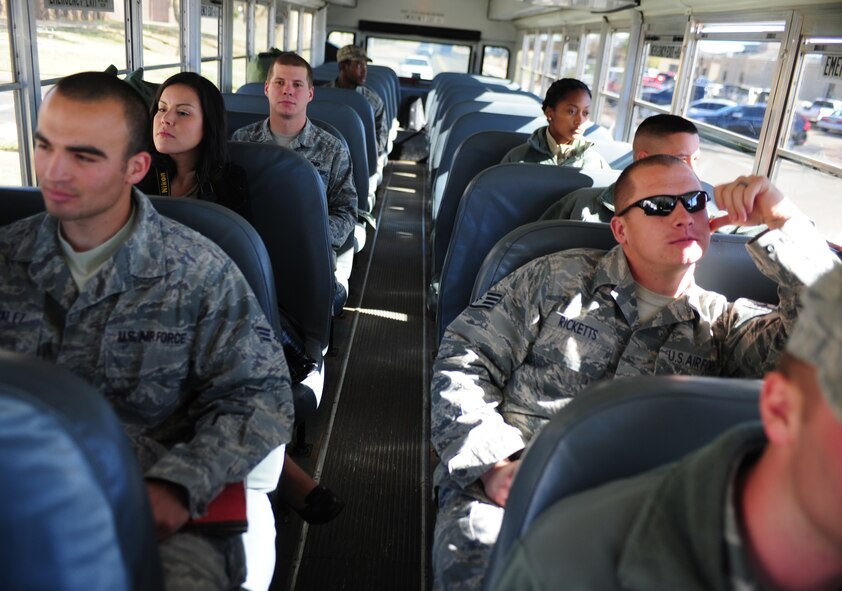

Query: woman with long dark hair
[137,71,249,215]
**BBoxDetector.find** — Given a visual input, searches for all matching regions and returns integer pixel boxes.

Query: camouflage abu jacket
[323,79,389,155]
[500,126,610,169]
[0,190,295,517]
[232,117,358,249]
[432,216,837,489]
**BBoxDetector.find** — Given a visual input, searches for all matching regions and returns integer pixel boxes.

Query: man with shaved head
[431,154,838,590]
[541,114,703,223]
[495,264,842,590]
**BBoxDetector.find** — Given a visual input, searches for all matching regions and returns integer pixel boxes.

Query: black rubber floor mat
[293,161,433,590]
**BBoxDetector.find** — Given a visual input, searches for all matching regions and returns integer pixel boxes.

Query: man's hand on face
[146,480,190,540]
[710,175,799,233]
[480,458,522,508]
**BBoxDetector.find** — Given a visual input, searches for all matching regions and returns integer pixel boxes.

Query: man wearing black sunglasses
[430,154,838,591]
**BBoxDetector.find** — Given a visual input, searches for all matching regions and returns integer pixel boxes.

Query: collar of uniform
[592,247,702,326]
[119,189,167,281]
[257,118,275,143]
[20,189,164,307]
[292,118,318,149]
[617,424,766,591]
[527,126,552,156]
[591,245,635,294]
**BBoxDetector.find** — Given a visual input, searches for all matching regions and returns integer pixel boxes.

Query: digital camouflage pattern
[500,126,610,169]
[0,190,295,518]
[324,79,389,155]
[785,264,842,416]
[431,215,838,590]
[232,117,357,249]
[159,531,246,591]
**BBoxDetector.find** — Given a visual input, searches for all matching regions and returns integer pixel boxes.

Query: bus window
[520,33,548,93]
[274,15,285,50]
[0,9,19,186]
[542,33,563,94]
[637,42,680,107]
[687,21,786,183]
[255,2,270,53]
[289,8,300,54]
[561,34,579,79]
[301,12,313,63]
[366,38,470,81]
[772,40,842,246]
[580,31,601,88]
[480,45,510,79]
[141,0,181,82]
[231,0,248,89]
[773,159,842,246]
[788,46,842,168]
[328,31,356,48]
[36,3,126,79]
[199,4,221,85]
[597,31,630,132]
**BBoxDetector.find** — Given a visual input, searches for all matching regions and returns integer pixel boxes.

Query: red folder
[186,481,248,534]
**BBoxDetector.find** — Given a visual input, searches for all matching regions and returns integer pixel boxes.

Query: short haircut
[613,154,691,212]
[635,114,698,141]
[777,352,823,421]
[151,72,228,185]
[542,78,592,111]
[266,51,313,87]
[53,71,149,158]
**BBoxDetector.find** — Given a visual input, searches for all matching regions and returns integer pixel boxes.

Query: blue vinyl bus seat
[485,375,760,590]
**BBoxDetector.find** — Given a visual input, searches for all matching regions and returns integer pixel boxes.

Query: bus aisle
[273,145,435,590]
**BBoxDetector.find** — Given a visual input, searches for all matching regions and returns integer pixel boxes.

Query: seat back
[306,99,371,212]
[485,375,760,590]
[227,109,266,138]
[437,164,620,342]
[471,220,780,306]
[0,350,164,591]
[430,95,542,172]
[431,111,545,182]
[313,86,378,168]
[369,64,400,119]
[364,73,394,127]
[426,79,522,127]
[223,92,268,115]
[431,130,529,274]
[236,81,266,95]
[228,141,334,350]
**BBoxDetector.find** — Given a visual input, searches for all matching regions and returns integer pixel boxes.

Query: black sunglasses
[615,190,709,217]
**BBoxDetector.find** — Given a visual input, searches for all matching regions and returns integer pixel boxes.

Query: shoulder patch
[470,291,503,310]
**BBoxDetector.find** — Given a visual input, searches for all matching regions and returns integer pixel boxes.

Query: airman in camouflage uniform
[328,44,389,156]
[232,117,357,251]
[3,72,294,590]
[431,156,839,590]
[492,264,842,591]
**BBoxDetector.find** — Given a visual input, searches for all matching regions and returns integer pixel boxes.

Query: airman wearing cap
[493,264,842,590]
[336,45,372,64]
[326,45,389,156]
